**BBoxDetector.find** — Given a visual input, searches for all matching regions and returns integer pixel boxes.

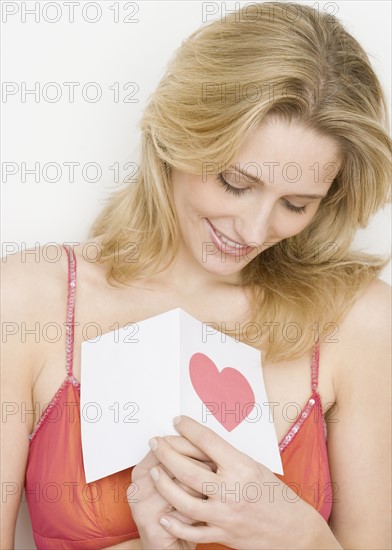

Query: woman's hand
[146,416,329,550]
[128,434,215,550]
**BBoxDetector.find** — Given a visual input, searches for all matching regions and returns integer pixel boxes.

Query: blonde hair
[88,1,391,362]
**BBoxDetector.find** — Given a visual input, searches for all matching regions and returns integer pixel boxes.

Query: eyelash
[216,174,307,215]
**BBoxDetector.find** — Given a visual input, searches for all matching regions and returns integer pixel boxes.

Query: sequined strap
[311,340,320,393]
[62,244,77,381]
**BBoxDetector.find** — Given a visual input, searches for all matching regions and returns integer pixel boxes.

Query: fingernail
[173,416,181,425]
[160,517,171,527]
[150,467,159,481]
[149,437,158,451]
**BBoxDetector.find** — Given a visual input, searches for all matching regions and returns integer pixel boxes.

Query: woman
[2,2,391,549]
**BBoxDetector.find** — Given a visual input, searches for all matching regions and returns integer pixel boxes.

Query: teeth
[214,228,246,249]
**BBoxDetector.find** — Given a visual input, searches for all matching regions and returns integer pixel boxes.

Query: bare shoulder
[341,277,390,329]
[1,244,71,374]
[0,241,105,335]
[1,243,70,311]
[336,277,390,343]
[332,277,391,395]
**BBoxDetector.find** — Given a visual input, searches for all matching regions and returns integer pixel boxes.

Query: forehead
[234,118,342,189]
[236,119,341,167]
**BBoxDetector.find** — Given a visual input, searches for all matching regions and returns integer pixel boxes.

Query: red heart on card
[189,352,256,432]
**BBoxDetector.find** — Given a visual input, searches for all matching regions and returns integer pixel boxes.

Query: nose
[236,202,273,249]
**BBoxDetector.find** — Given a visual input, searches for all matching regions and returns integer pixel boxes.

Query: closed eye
[216,174,307,214]
[217,173,248,196]
[282,200,307,214]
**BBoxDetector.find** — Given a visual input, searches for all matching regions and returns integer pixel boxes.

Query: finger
[172,457,213,498]
[127,481,175,516]
[150,437,216,495]
[173,458,215,498]
[159,513,222,545]
[168,509,204,526]
[163,435,215,464]
[174,477,206,499]
[163,458,212,495]
[150,465,220,524]
[162,464,206,499]
[170,445,217,474]
[131,452,180,483]
[172,415,248,471]
[130,465,205,509]
[132,457,210,501]
[185,456,215,477]
[132,449,161,474]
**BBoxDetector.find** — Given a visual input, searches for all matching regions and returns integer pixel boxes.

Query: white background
[1,1,391,547]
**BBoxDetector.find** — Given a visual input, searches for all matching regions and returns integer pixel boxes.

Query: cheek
[272,210,316,241]
[176,177,224,215]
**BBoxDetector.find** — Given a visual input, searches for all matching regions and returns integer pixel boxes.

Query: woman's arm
[0,252,44,549]
[326,278,391,548]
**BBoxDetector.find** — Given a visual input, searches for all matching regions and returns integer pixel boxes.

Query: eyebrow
[229,165,327,199]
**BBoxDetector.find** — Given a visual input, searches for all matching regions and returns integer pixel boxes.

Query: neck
[145,241,245,294]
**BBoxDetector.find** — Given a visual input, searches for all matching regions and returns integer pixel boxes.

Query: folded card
[80,307,283,483]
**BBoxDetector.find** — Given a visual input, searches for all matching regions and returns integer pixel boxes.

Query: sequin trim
[279,393,319,453]
[64,244,77,379]
[29,378,71,443]
[278,341,326,453]
[28,244,80,444]
[311,340,320,392]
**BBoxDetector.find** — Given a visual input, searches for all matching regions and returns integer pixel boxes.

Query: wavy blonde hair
[88,1,391,362]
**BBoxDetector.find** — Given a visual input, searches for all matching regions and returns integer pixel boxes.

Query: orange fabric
[26,382,138,549]
[24,245,332,549]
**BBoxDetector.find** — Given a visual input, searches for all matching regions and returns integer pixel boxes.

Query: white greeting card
[80,307,283,483]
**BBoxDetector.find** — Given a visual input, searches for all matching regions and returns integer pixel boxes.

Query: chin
[198,252,251,277]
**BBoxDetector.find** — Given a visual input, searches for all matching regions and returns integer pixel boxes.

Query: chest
[31,279,337,445]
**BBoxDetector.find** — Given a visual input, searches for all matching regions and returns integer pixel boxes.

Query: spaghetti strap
[62,244,78,384]
[29,245,79,443]
[311,340,320,393]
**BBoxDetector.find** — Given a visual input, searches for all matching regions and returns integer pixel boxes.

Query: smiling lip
[206,219,255,256]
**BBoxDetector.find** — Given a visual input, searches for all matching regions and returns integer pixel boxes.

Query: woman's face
[170,117,342,282]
